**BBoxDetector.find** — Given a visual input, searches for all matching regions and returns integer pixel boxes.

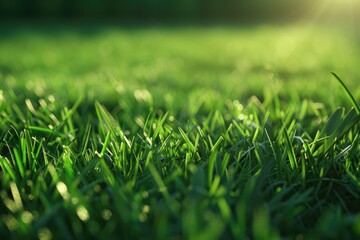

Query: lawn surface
[0,23,360,239]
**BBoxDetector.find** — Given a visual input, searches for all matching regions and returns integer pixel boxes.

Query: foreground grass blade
[315,108,360,156]
[0,157,17,180]
[320,108,344,137]
[331,72,360,114]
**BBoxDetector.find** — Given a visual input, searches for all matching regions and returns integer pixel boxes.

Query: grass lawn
[0,23,360,239]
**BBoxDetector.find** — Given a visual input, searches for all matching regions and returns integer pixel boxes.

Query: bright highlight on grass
[76,206,90,222]
[56,182,70,200]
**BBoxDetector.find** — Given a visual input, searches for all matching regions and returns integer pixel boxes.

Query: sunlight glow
[321,0,359,19]
[300,0,360,35]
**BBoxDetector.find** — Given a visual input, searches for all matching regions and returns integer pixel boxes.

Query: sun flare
[321,0,360,16]
[303,0,360,29]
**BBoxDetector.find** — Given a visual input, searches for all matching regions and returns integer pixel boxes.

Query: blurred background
[0,0,359,109]
[0,0,359,24]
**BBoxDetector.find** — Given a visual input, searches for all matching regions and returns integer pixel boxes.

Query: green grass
[0,23,360,239]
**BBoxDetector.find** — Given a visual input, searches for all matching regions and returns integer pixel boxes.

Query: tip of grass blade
[331,72,360,114]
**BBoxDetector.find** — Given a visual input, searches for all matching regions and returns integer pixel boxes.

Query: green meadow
[0,24,360,239]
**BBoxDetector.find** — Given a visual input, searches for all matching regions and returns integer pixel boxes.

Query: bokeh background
[0,0,359,109]
[0,0,359,24]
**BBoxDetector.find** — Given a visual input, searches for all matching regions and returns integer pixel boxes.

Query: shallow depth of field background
[0,0,359,106]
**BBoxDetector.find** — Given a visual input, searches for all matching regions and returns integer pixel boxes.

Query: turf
[0,23,360,239]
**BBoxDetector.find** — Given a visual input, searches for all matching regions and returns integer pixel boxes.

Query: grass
[0,23,360,239]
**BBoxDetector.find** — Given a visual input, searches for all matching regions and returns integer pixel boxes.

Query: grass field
[0,23,360,239]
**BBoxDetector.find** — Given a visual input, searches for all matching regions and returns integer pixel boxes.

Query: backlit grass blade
[283,125,297,170]
[313,106,360,156]
[20,133,27,173]
[100,131,112,157]
[179,127,196,152]
[211,136,224,152]
[324,108,360,152]
[320,108,344,137]
[13,148,25,178]
[331,72,360,114]
[264,128,280,162]
[153,112,169,140]
[63,96,83,121]
[27,125,66,138]
[95,101,119,135]
[0,156,17,180]
[80,123,92,156]
[27,126,53,135]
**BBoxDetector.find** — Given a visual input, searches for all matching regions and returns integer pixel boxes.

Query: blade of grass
[331,72,360,114]
[0,156,17,180]
[13,148,25,178]
[100,131,112,157]
[147,162,180,213]
[179,127,196,152]
[284,129,297,170]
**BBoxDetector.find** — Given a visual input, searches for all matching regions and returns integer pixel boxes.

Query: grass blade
[100,131,111,157]
[13,148,25,178]
[178,127,196,152]
[283,126,297,170]
[0,156,17,180]
[331,72,360,114]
